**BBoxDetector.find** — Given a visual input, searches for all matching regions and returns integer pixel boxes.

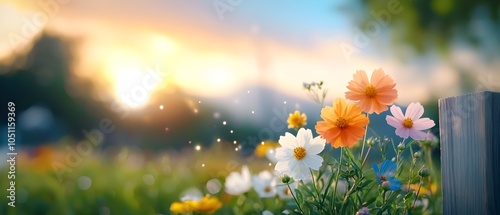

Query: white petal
[275,160,291,173]
[307,138,325,155]
[303,155,323,170]
[275,147,293,160]
[296,128,308,147]
[279,132,299,149]
[291,163,310,180]
[242,165,251,181]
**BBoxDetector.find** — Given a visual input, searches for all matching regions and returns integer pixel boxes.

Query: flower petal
[302,154,323,170]
[307,136,326,154]
[275,147,293,160]
[275,160,291,173]
[395,127,410,138]
[409,129,429,140]
[380,160,396,176]
[291,163,310,180]
[388,177,402,191]
[386,115,402,129]
[405,102,424,120]
[279,132,298,149]
[390,105,405,120]
[412,118,435,130]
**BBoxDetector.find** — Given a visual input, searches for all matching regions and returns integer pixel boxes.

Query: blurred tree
[0,33,98,143]
[358,0,499,55]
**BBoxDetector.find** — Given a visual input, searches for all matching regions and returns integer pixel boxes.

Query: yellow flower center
[264,186,271,193]
[284,188,290,195]
[403,118,413,128]
[364,85,377,98]
[293,147,306,160]
[335,117,348,130]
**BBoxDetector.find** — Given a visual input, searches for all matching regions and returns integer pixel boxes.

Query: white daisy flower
[274,128,325,180]
[252,170,277,198]
[225,165,252,195]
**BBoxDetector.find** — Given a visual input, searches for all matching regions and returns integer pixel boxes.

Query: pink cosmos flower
[386,102,435,140]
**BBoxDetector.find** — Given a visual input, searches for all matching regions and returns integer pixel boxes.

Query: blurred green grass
[0,140,272,215]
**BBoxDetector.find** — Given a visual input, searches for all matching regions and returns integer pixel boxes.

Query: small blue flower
[372,160,401,191]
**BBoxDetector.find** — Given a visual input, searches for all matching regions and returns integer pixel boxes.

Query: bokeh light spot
[77,176,92,190]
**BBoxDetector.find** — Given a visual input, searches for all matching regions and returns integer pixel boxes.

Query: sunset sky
[1,0,498,108]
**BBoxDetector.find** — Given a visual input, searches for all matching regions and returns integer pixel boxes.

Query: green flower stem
[309,169,321,203]
[287,183,305,215]
[339,180,360,214]
[412,178,423,209]
[361,146,372,168]
[424,146,435,179]
[331,148,344,213]
[320,165,335,208]
[360,113,370,161]
[404,146,417,214]
[396,138,406,176]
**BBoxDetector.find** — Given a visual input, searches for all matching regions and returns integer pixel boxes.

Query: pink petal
[395,127,410,138]
[409,129,428,140]
[390,105,405,120]
[386,116,402,128]
[405,102,424,120]
[412,118,435,130]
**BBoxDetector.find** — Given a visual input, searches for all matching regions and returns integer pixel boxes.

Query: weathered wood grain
[439,91,500,215]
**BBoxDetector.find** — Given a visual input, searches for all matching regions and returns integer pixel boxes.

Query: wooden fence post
[439,91,500,215]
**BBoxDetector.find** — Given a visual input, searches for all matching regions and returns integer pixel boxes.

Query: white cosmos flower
[252,170,277,198]
[225,165,252,195]
[276,181,297,199]
[274,128,326,180]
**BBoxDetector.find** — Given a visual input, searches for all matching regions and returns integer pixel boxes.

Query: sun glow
[106,51,158,108]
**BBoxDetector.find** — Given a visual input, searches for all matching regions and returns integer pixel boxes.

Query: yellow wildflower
[287,110,307,129]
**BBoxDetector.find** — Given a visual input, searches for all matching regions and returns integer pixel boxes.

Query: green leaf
[295,189,304,204]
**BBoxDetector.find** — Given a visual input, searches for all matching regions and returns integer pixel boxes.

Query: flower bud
[419,167,430,177]
[367,137,375,147]
[281,175,292,184]
[382,181,390,191]
[413,151,421,159]
[397,143,405,151]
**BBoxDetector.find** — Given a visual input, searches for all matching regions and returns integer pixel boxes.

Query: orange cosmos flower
[315,98,369,148]
[345,69,398,114]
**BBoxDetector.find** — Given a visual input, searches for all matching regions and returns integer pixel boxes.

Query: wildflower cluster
[169,69,441,214]
[221,69,440,215]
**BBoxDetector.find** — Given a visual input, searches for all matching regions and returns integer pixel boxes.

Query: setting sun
[106,51,159,108]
